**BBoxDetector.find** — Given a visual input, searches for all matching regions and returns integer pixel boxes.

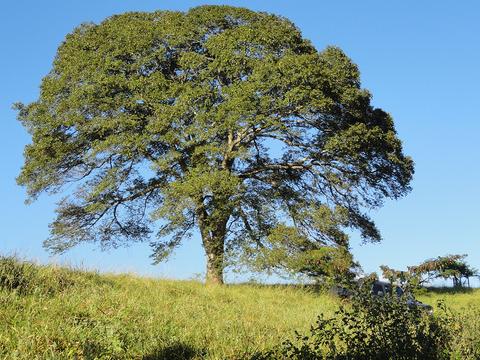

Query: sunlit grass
[1,256,479,359]
[0,257,338,359]
[417,287,480,309]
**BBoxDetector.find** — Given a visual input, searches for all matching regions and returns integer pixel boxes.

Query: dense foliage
[258,285,448,359]
[16,5,413,283]
[258,282,479,360]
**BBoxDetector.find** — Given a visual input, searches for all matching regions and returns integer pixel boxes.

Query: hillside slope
[1,257,479,359]
[0,257,337,359]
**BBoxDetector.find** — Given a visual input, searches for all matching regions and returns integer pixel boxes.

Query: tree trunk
[195,197,230,286]
[204,236,225,285]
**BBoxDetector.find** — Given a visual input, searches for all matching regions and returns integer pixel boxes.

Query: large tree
[16,6,413,284]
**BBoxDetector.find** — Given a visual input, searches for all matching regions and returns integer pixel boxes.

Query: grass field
[1,257,479,359]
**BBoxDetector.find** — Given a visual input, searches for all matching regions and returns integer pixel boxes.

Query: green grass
[1,256,479,359]
[0,257,338,359]
[418,287,480,309]
[418,288,480,359]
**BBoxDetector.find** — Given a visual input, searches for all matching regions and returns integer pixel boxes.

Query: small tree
[16,6,413,284]
[380,265,420,293]
[398,254,479,288]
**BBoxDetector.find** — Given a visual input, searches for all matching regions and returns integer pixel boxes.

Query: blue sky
[1,1,479,284]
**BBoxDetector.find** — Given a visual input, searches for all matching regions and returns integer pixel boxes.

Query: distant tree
[16,6,413,284]
[409,254,478,288]
[380,265,420,293]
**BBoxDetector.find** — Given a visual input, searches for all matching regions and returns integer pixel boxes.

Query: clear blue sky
[1,1,479,284]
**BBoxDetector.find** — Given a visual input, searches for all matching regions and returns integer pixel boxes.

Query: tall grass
[0,256,337,359]
[418,290,480,359]
[1,256,479,359]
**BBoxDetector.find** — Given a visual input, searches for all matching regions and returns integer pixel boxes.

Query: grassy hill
[1,256,479,359]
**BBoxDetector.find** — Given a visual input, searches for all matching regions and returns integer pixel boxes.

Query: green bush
[258,285,451,359]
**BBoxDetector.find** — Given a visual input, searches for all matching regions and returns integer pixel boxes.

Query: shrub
[258,283,451,359]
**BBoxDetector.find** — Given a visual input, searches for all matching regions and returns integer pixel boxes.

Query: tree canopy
[408,254,478,287]
[382,254,479,289]
[16,5,414,284]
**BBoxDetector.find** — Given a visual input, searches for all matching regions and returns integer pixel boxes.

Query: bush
[258,283,451,359]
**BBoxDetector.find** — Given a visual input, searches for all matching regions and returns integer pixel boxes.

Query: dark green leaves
[16,6,413,281]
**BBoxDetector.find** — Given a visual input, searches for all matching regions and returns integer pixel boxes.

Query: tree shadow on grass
[143,342,205,360]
